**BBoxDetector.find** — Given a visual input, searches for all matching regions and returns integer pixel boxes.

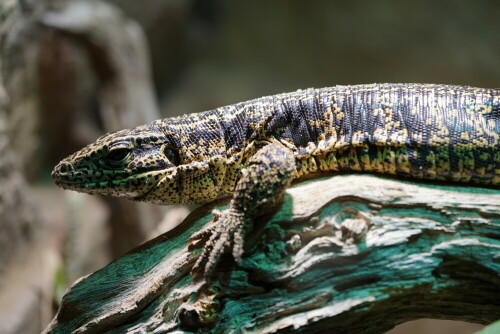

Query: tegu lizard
[52,83,500,277]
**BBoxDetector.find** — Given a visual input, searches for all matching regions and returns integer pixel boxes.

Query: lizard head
[52,119,227,205]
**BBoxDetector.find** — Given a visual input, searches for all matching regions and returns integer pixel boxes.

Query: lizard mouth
[52,164,174,198]
[51,165,129,187]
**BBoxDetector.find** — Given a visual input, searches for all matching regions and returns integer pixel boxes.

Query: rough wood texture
[44,175,500,333]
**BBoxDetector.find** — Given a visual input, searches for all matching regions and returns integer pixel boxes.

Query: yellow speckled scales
[52,83,500,276]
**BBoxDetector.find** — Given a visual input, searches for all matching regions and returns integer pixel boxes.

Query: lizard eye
[164,147,180,165]
[104,147,131,164]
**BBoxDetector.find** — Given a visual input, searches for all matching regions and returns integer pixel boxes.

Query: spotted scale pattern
[52,83,499,276]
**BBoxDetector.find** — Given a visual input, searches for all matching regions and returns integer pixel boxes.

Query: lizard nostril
[58,163,73,173]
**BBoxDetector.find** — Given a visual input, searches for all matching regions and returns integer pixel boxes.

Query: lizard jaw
[52,163,174,199]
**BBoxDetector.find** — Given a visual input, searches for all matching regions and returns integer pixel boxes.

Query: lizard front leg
[190,141,296,278]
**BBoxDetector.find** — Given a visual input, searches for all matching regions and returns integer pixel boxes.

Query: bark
[44,175,500,333]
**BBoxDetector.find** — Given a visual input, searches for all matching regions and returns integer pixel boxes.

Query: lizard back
[216,83,499,186]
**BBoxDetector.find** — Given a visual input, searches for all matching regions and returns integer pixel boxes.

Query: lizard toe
[188,208,225,245]
[190,211,249,278]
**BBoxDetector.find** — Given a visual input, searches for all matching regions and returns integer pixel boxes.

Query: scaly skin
[52,83,500,277]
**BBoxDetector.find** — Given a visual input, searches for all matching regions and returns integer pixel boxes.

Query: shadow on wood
[44,175,500,333]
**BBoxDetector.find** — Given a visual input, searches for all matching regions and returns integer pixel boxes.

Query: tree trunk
[44,175,500,333]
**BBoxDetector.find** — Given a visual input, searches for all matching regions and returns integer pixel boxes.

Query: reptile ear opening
[164,147,180,166]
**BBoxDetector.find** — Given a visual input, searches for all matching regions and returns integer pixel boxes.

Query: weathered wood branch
[44,175,500,333]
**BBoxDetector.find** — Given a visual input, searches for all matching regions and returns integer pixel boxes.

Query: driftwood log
[44,175,500,333]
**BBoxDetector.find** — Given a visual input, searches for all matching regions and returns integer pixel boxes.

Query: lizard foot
[190,209,250,278]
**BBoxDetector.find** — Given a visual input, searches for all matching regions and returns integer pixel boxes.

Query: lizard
[52,83,500,278]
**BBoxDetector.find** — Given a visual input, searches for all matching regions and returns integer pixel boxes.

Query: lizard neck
[152,111,230,204]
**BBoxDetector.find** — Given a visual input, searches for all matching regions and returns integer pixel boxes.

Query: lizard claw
[188,228,213,249]
[190,210,250,278]
[188,209,224,249]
